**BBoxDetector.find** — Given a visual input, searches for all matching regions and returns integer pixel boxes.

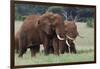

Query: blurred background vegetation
[15,4,95,28]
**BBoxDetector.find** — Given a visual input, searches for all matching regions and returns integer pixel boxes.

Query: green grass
[14,21,95,66]
[15,49,94,65]
[15,50,94,65]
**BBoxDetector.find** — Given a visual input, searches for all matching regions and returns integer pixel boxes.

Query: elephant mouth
[66,35,75,41]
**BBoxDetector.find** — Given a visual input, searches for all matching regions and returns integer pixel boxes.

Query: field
[14,21,95,66]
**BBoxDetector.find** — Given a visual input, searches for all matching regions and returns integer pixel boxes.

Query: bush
[46,6,66,20]
[86,18,94,28]
[15,15,25,21]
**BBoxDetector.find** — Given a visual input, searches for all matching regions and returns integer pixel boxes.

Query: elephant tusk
[66,35,75,41]
[66,40,71,53]
[57,35,65,40]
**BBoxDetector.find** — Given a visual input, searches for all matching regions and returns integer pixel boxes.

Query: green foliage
[86,18,94,28]
[46,6,66,20]
[15,15,25,21]
[15,4,95,22]
[47,6,64,13]
[15,4,48,21]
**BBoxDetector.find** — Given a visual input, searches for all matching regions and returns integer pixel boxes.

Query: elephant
[63,20,79,53]
[15,31,40,56]
[18,12,65,57]
[48,20,79,55]
[24,17,79,56]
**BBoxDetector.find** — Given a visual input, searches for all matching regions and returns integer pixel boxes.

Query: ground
[14,21,95,66]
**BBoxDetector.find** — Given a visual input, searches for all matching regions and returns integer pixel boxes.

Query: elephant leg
[18,48,27,57]
[35,45,40,53]
[65,44,69,53]
[49,46,54,54]
[59,40,65,54]
[18,33,28,57]
[48,40,54,54]
[43,37,49,55]
[44,45,49,55]
[30,45,40,57]
[64,43,69,53]
[30,46,36,57]
[53,37,59,56]
[70,42,77,54]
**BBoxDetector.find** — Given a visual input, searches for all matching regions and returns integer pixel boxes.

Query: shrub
[86,18,94,28]
[15,15,25,21]
[46,6,66,20]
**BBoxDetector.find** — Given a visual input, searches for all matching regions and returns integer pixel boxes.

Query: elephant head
[37,12,65,40]
[64,20,79,53]
[37,13,53,36]
[64,20,79,41]
[52,13,65,40]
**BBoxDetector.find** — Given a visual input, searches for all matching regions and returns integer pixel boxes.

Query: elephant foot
[44,48,49,56]
[18,48,26,57]
[31,50,36,57]
[54,51,59,56]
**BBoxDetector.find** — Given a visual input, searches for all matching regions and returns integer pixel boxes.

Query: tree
[46,6,66,20]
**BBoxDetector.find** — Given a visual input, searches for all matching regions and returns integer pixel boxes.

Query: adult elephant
[50,19,79,55]
[63,20,79,53]
[29,16,81,55]
[18,12,65,57]
[15,31,40,56]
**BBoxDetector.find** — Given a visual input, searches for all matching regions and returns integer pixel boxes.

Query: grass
[14,21,95,66]
[15,49,94,65]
